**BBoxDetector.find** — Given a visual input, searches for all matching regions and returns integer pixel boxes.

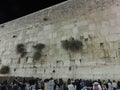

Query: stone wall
[0,0,120,79]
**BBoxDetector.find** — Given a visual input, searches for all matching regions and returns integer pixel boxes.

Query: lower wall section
[1,64,120,80]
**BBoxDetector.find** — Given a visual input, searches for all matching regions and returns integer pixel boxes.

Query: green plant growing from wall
[61,37,83,52]
[33,43,45,51]
[33,43,45,61]
[61,37,83,61]
[16,44,26,57]
[33,52,42,60]
[0,66,10,74]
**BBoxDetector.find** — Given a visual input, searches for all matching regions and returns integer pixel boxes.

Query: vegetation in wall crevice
[0,66,10,74]
[33,52,42,61]
[33,43,45,51]
[16,44,27,57]
[61,37,83,52]
[33,43,45,61]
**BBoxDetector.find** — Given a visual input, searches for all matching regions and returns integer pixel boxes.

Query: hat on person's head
[93,82,99,85]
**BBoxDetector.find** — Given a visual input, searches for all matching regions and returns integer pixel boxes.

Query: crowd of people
[0,77,120,90]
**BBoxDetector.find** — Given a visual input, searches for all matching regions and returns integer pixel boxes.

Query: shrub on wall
[33,43,45,61]
[33,52,42,60]
[61,37,83,52]
[33,43,45,51]
[0,66,10,74]
[16,44,26,57]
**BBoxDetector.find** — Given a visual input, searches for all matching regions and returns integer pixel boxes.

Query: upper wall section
[0,0,120,34]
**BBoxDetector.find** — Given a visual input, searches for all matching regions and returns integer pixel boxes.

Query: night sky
[0,0,67,24]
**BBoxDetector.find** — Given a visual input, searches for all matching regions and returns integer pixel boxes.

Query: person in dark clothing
[117,81,120,89]
[76,80,81,90]
[12,84,19,90]
[67,79,71,85]
[98,79,102,86]
[59,78,63,90]
[12,78,19,90]
[1,80,8,90]
[21,78,26,90]
[63,83,68,90]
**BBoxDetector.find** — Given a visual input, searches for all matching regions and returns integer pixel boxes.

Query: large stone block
[43,24,53,31]
[89,23,96,30]
[76,20,88,26]
[72,27,78,34]
[64,60,70,66]
[63,24,74,29]
[106,34,119,42]
[27,57,33,64]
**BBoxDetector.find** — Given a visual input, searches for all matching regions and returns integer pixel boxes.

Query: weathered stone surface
[0,0,120,79]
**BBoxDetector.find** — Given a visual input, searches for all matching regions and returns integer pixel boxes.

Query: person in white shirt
[93,82,102,90]
[108,82,113,90]
[112,80,117,90]
[68,81,76,90]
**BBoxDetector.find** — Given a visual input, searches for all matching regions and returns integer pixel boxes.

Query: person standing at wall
[112,80,117,90]
[48,78,55,90]
[68,81,76,90]
[93,81,102,90]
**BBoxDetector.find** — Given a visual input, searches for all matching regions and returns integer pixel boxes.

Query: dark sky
[0,0,67,24]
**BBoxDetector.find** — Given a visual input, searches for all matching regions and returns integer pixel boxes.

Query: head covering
[93,82,99,85]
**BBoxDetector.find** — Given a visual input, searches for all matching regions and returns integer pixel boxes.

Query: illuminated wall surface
[0,0,120,79]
